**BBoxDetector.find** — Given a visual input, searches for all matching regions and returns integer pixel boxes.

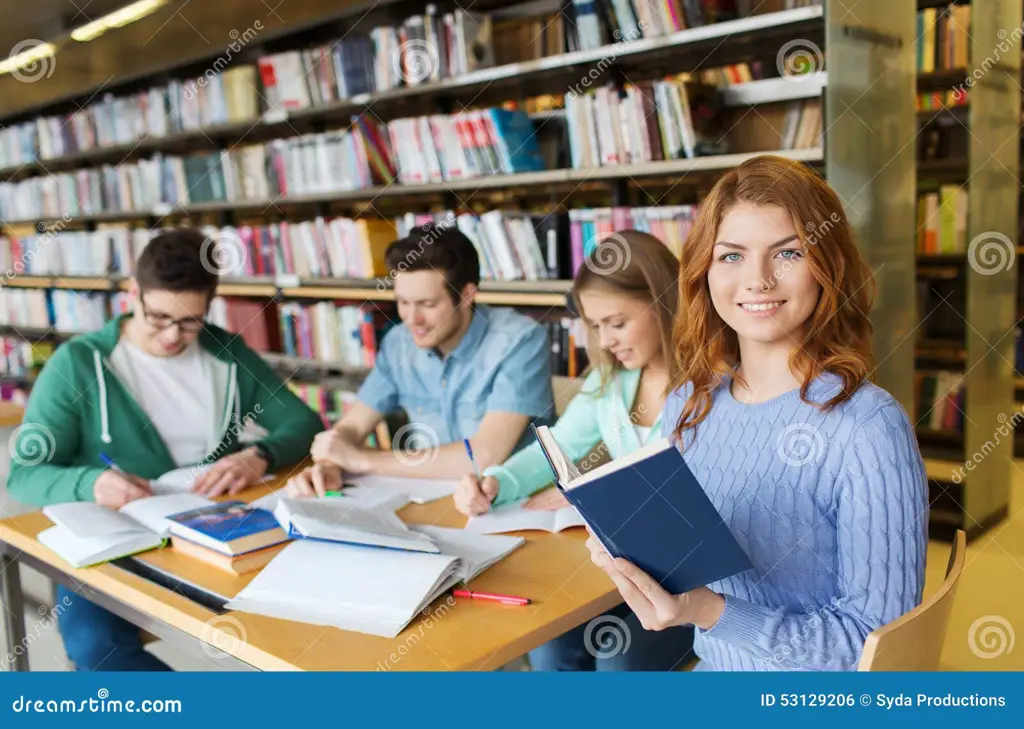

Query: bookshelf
[2,0,974,535]
[912,0,1021,540]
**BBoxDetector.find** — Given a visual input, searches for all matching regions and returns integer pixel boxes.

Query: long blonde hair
[572,230,680,393]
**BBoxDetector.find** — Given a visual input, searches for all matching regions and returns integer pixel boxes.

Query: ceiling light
[71,0,169,43]
[0,42,58,77]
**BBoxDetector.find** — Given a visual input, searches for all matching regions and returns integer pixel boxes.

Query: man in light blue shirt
[287,224,554,495]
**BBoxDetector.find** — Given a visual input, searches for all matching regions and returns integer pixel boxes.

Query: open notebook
[39,494,214,568]
[226,526,524,638]
[533,425,753,594]
[465,501,586,534]
[273,498,440,553]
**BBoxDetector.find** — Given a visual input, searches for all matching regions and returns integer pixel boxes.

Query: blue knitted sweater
[662,373,928,671]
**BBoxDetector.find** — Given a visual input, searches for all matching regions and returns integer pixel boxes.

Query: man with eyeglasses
[7,228,322,671]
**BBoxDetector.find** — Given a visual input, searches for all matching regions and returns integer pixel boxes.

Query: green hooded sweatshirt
[7,314,324,507]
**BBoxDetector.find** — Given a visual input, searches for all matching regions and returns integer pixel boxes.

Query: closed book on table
[170,536,286,575]
[166,501,289,556]
[533,425,752,594]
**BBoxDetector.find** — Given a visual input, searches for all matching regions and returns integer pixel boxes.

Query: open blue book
[533,425,752,594]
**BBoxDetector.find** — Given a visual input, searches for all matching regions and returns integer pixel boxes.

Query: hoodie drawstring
[94,351,112,444]
[219,362,238,440]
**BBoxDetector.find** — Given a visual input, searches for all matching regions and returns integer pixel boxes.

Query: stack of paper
[226,526,524,637]
[39,493,213,568]
[465,501,586,535]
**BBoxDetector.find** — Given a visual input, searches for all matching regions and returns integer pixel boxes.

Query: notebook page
[463,502,560,534]
[535,426,581,484]
[38,525,163,569]
[118,493,215,537]
[43,502,147,540]
[553,506,587,532]
[235,540,458,614]
[409,525,524,582]
[275,498,438,552]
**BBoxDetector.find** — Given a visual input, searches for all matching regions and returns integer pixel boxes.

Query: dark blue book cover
[487,109,546,174]
[166,502,280,544]
[561,443,753,594]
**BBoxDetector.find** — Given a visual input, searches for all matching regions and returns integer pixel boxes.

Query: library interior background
[1,0,1023,671]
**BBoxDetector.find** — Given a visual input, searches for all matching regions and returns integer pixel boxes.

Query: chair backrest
[857,529,966,671]
[552,376,584,417]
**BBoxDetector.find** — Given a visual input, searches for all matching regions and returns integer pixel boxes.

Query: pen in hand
[463,438,480,478]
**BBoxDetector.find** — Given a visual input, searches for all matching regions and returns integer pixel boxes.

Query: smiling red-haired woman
[586,154,928,672]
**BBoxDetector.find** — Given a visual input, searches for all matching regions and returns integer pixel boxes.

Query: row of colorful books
[0,290,111,333]
[0,228,154,277]
[0,337,54,377]
[262,8,494,111]
[0,106,547,219]
[0,200,697,283]
[916,187,968,255]
[0,67,260,168]
[917,4,971,74]
[566,0,733,52]
[915,370,965,434]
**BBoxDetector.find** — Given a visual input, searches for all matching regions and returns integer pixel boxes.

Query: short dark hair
[136,228,219,298]
[384,224,480,303]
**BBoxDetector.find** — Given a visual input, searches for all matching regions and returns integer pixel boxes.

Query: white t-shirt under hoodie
[113,339,217,467]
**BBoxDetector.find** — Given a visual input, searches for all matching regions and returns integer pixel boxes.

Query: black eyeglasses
[139,296,206,334]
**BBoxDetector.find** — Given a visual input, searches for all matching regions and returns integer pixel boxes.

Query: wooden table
[0,478,621,671]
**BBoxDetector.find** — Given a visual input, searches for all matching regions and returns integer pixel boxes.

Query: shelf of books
[912,0,1021,540]
[4,0,974,533]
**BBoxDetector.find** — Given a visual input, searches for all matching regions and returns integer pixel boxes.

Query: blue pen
[99,452,125,474]
[463,438,481,478]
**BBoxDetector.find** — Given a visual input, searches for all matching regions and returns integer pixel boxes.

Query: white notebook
[342,474,459,504]
[40,493,214,568]
[273,498,440,553]
[226,526,524,638]
[465,501,586,534]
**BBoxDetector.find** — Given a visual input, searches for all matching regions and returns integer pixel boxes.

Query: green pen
[323,490,344,498]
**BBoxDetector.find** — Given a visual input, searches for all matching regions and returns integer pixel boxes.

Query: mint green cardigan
[486,367,662,506]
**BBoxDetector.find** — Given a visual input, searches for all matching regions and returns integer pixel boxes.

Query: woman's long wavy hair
[573,230,680,394]
[672,155,875,444]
